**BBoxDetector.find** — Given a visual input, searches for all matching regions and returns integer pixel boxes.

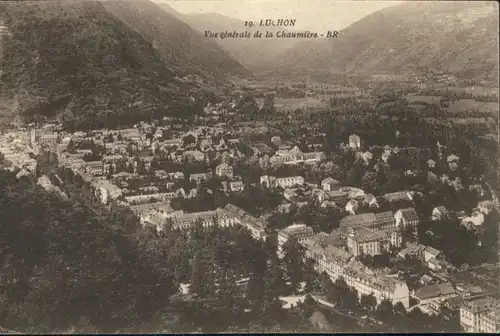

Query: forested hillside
[268,1,498,82]
[0,0,241,130]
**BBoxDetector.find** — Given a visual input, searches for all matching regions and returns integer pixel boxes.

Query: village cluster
[0,119,497,333]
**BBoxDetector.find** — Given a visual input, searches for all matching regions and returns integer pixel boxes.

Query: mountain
[266,1,499,82]
[157,3,299,69]
[102,0,248,77]
[0,0,244,130]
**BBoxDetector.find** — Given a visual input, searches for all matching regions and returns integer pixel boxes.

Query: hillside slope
[267,1,499,82]
[102,0,248,77]
[158,4,298,69]
[0,0,242,130]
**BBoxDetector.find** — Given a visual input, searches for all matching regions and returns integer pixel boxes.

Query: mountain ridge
[0,0,244,129]
[264,1,499,82]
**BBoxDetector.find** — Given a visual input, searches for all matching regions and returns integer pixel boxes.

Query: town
[1,86,498,332]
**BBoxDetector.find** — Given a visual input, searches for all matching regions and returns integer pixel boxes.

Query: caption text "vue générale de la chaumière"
[204,19,339,39]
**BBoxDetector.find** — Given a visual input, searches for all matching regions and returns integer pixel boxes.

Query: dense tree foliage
[0,170,175,333]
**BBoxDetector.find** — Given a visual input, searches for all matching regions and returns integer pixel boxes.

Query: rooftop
[414,282,456,301]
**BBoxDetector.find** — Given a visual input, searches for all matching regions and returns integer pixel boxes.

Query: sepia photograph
[0,0,498,333]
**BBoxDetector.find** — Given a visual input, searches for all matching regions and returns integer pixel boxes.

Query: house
[261,175,305,189]
[348,134,361,150]
[383,191,414,204]
[85,161,104,176]
[271,136,282,147]
[414,282,457,311]
[362,194,380,209]
[461,211,485,229]
[215,163,234,179]
[361,151,373,165]
[189,172,210,184]
[278,224,315,253]
[317,190,349,203]
[427,159,436,168]
[229,181,244,192]
[394,208,420,229]
[477,201,494,215]
[469,184,485,197]
[154,169,168,179]
[223,203,267,240]
[345,199,359,215]
[397,243,426,260]
[184,150,205,161]
[432,206,450,221]
[321,177,341,191]
[95,179,122,205]
[320,200,338,209]
[447,154,460,163]
[163,138,183,148]
[423,246,441,263]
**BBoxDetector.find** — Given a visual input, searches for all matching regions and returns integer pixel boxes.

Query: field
[446,99,498,114]
[273,97,328,112]
[405,94,499,115]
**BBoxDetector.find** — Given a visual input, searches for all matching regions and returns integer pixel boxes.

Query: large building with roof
[460,295,500,333]
[223,203,268,240]
[300,233,410,308]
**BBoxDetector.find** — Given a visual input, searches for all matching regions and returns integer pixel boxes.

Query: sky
[154,0,403,32]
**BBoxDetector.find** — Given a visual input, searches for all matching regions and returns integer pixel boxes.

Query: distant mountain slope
[102,0,248,77]
[267,1,499,82]
[0,0,234,130]
[157,3,298,69]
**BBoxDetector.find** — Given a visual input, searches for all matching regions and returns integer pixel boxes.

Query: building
[383,191,414,204]
[301,234,409,308]
[342,261,410,308]
[460,295,500,333]
[348,134,361,150]
[432,206,450,221]
[229,181,244,192]
[347,227,390,257]
[39,133,59,146]
[184,150,205,161]
[94,179,122,205]
[271,136,282,147]
[340,211,397,232]
[321,177,341,191]
[215,163,234,179]
[260,175,305,189]
[278,224,315,251]
[270,146,325,165]
[223,203,267,240]
[394,207,420,229]
[317,190,349,203]
[85,161,104,176]
[118,128,141,141]
[189,172,210,184]
[169,208,236,231]
[413,282,457,307]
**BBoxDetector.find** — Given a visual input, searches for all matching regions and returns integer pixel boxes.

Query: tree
[376,299,394,323]
[281,238,306,292]
[361,171,378,194]
[360,294,377,312]
[183,134,196,147]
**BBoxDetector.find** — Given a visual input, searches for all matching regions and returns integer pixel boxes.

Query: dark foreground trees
[0,170,175,333]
